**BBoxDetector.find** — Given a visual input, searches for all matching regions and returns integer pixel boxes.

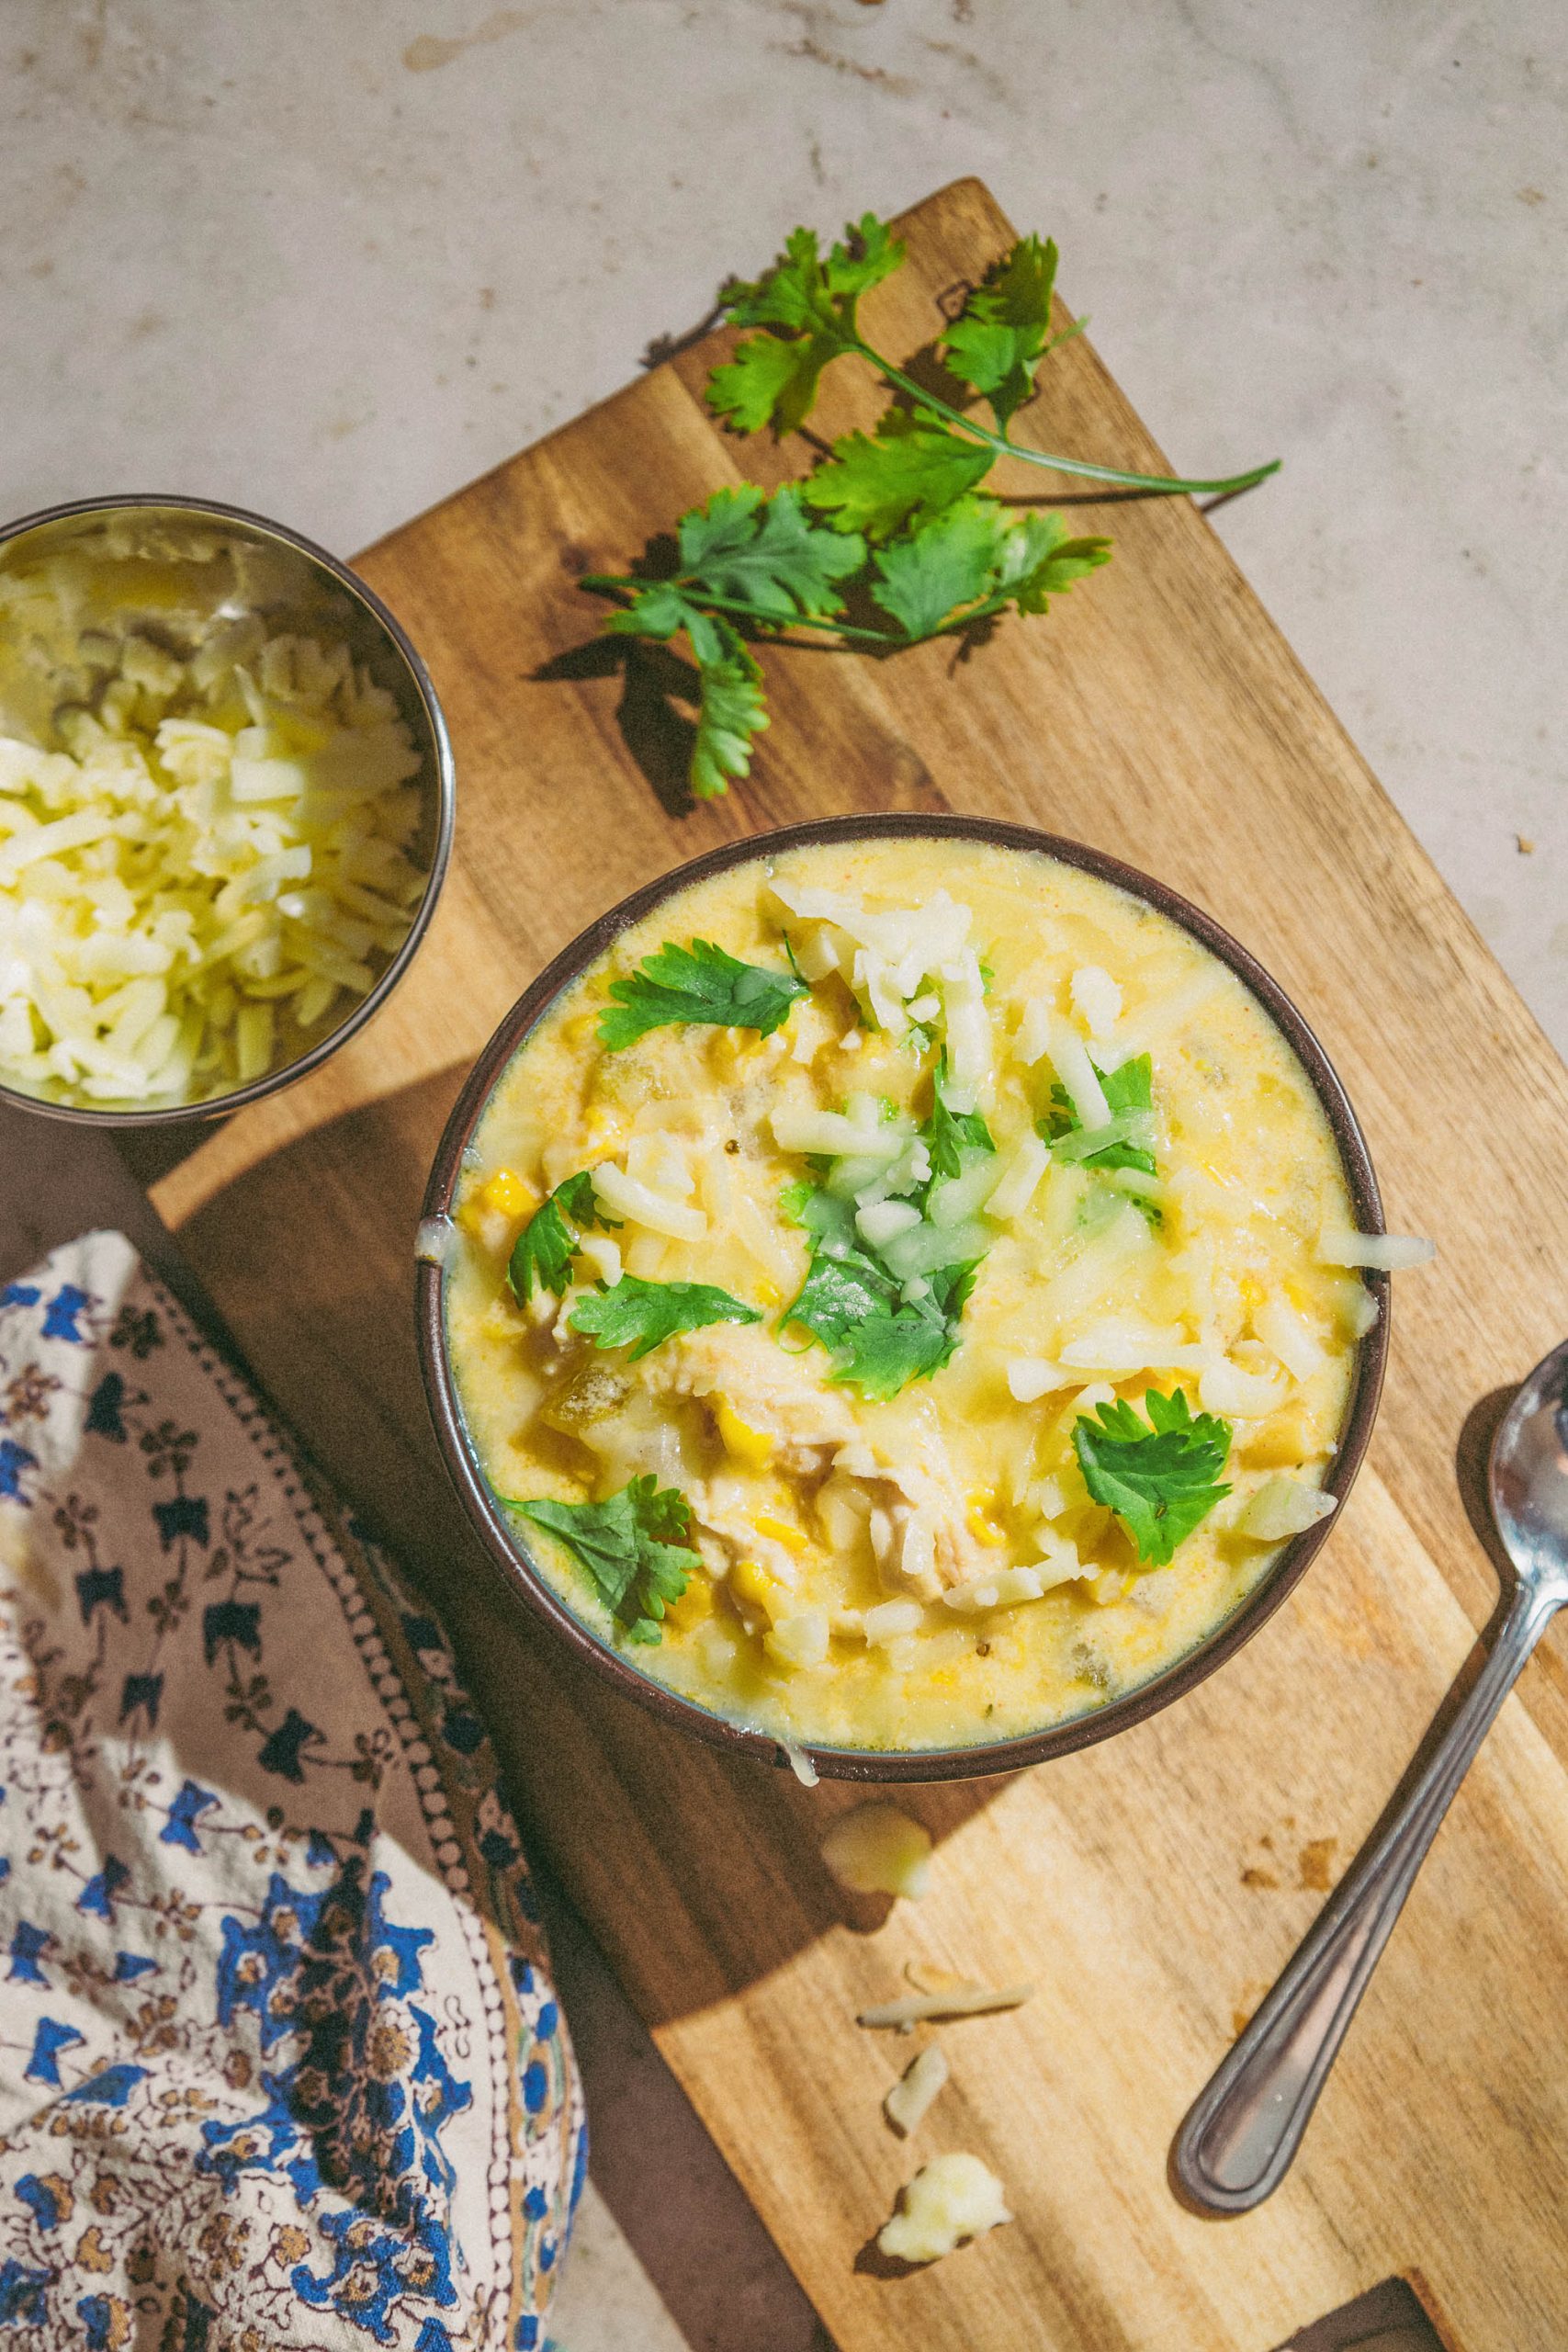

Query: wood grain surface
[139,180,1568,2350]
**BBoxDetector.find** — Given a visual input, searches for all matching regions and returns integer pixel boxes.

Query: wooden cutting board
[137,180,1568,2350]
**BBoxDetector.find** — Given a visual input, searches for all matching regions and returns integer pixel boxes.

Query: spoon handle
[1172,1584,1556,2213]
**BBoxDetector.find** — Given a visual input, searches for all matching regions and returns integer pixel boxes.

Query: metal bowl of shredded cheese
[0,494,454,1123]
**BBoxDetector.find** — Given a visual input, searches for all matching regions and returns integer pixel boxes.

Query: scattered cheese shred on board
[820,1803,932,1899]
[877,2152,1012,2264]
[884,2041,950,2137]
[857,1979,1034,2030]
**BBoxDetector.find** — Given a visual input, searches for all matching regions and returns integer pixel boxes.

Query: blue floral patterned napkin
[0,1232,583,2350]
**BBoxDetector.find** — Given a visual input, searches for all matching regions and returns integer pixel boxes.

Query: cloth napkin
[0,1232,583,2349]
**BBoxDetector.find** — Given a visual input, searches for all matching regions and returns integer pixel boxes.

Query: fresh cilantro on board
[510,1476,699,1644]
[781,1181,979,1402]
[508,1171,619,1306]
[690,635,769,798]
[576,209,1276,801]
[598,937,809,1049]
[569,1274,761,1361]
[802,410,994,542]
[940,233,1084,429]
[1072,1388,1233,1566]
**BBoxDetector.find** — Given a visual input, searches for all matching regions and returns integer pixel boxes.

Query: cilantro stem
[850,338,1280,498]
[579,574,897,645]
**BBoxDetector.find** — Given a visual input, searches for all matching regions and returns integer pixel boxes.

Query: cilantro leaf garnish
[991,509,1115,614]
[924,1052,995,1183]
[869,497,1011,639]
[1044,1053,1156,1175]
[577,212,1274,798]
[1072,1388,1233,1566]
[707,327,831,438]
[569,1274,761,1361]
[673,484,866,620]
[941,233,1078,429]
[510,1475,699,1644]
[870,502,1111,640]
[781,1184,978,1402]
[691,633,769,798]
[598,937,808,1050]
[801,410,994,541]
[709,215,906,435]
[508,1171,618,1306]
[834,1261,978,1399]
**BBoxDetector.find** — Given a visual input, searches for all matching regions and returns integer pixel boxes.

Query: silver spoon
[1173,1337,1568,2214]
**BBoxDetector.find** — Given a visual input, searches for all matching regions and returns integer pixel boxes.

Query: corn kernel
[754,1277,784,1310]
[965,1488,1008,1548]
[716,1398,775,1468]
[732,1559,786,1623]
[664,1573,713,1631]
[1241,1409,1314,1469]
[564,1011,599,1048]
[480,1168,534,1219]
[753,1512,808,1555]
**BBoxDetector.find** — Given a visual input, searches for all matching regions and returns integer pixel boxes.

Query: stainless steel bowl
[0,493,454,1126]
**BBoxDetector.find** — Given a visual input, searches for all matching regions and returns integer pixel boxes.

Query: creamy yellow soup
[446,837,1369,1752]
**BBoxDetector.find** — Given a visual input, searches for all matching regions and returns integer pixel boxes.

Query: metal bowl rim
[416,810,1389,1783]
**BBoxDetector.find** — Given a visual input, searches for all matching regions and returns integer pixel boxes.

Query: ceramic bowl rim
[416,811,1388,1784]
[0,492,455,1128]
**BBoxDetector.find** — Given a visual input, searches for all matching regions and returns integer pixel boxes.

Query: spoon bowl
[1489,1336,1568,1597]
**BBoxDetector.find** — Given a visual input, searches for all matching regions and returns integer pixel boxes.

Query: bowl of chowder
[418,816,1388,1781]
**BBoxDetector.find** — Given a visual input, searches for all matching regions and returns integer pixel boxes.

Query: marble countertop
[2,4,1563,2345]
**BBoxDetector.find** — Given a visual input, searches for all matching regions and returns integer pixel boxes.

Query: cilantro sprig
[778,1057,999,1399]
[708,218,1275,496]
[508,1171,618,1306]
[577,209,1277,801]
[598,936,808,1049]
[783,1185,978,1402]
[924,1052,995,1183]
[569,1274,761,1361]
[510,1476,699,1645]
[1072,1388,1233,1566]
[1043,1052,1160,1220]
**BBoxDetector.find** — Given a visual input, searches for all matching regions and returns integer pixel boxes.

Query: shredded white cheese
[589,1161,707,1242]
[780,1741,819,1788]
[1005,1356,1074,1402]
[986,1130,1049,1221]
[1317,1227,1436,1272]
[1197,1357,1289,1418]
[1253,1294,1327,1383]
[1070,962,1122,1035]
[942,1553,1080,1612]
[1239,1476,1337,1541]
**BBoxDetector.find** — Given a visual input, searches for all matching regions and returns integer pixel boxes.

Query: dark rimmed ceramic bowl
[0,493,454,1127]
[416,813,1388,1784]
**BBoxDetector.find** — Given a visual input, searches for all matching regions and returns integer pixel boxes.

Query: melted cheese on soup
[446,837,1367,1752]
